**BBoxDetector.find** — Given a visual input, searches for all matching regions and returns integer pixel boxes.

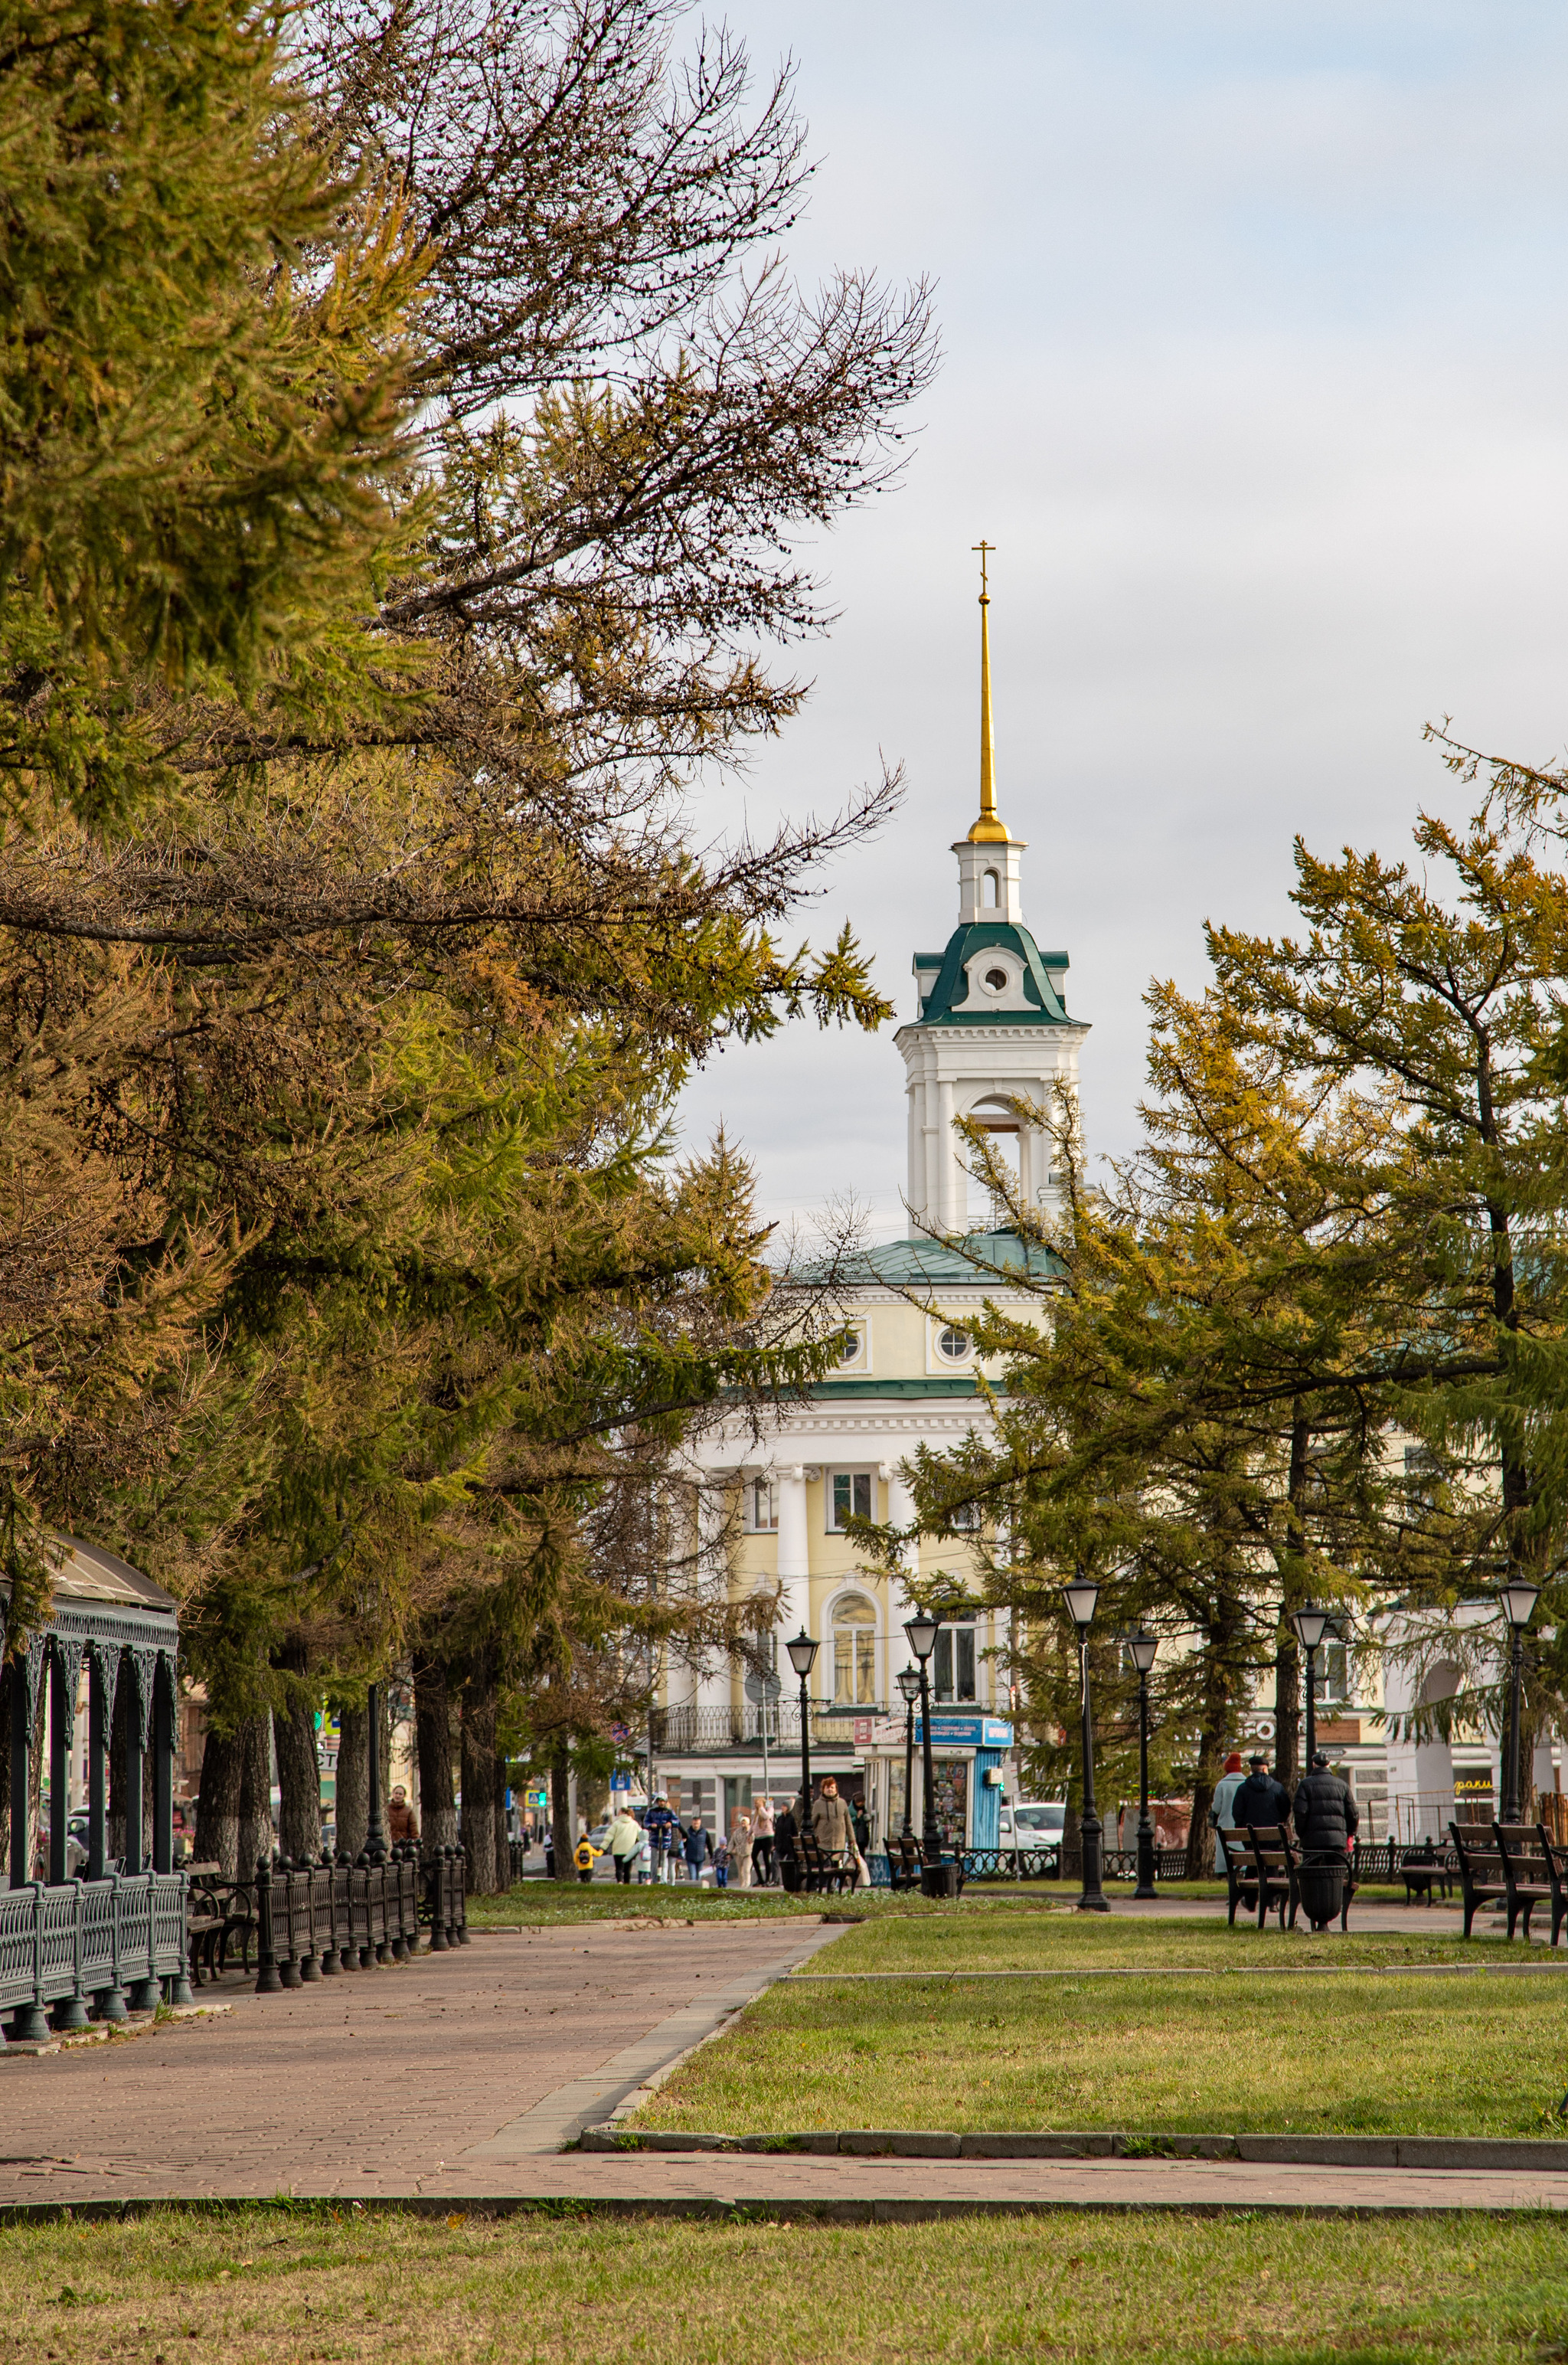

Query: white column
[694,1480,729,1714]
[936,1078,959,1232]
[881,1464,919,1649]
[776,1464,811,1644]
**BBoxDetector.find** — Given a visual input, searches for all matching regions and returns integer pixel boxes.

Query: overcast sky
[675,2,1568,1243]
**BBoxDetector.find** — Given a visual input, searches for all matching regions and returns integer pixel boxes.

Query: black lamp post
[1128,1629,1158,1900]
[903,1609,948,1894]
[897,1665,922,1837]
[1062,1578,1107,1912]
[1499,1580,1541,1825]
[364,1680,389,1863]
[785,1628,819,1845]
[1291,1604,1331,1778]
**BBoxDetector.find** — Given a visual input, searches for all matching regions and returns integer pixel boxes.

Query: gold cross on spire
[969,539,1007,842]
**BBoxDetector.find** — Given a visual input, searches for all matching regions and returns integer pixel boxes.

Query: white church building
[648,564,1561,1860]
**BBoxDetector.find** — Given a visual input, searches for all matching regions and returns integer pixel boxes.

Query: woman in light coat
[728,1804,753,1889]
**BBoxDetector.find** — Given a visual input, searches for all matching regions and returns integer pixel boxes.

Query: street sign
[743,1672,782,1706]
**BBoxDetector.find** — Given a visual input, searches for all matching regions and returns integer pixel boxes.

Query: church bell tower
[895,547,1089,1235]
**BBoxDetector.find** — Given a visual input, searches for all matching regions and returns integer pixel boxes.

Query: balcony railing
[648,1703,874,1753]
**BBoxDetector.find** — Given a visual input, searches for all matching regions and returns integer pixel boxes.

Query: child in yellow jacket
[573,1831,602,1884]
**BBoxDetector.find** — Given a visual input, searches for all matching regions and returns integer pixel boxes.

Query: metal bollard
[454,1843,470,1943]
[254,1853,282,1994]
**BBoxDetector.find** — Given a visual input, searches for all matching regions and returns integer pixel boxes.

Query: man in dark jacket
[1231,1754,1292,1831]
[1294,1752,1358,1856]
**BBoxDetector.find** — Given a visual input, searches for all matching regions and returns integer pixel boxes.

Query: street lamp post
[1291,1604,1331,1778]
[364,1681,388,1863]
[1062,1579,1107,1912]
[903,1611,951,1896]
[1499,1581,1541,1825]
[785,1629,819,1869]
[1128,1630,1158,1900]
[897,1665,923,1837]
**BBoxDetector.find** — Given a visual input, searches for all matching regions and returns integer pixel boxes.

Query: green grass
[2,2205,1567,2362]
[461,1880,1214,1927]
[634,1958,1568,2139]
[812,1915,1522,1974]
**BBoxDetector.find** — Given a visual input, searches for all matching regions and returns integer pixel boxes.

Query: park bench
[1217,1824,1262,1926]
[886,1832,923,1892]
[798,1833,853,1895]
[1245,1824,1303,1931]
[1217,1824,1296,1930]
[1396,1843,1455,1904]
[1534,1825,1568,1949]
[1493,1823,1558,1942]
[1447,1821,1510,1939]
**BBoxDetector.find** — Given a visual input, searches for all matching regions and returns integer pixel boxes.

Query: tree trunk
[550,1744,571,1880]
[236,1713,273,1873]
[460,1650,502,1894]
[491,1732,511,1890]
[336,1705,368,1860]
[195,1722,243,1876]
[1273,1637,1301,1789]
[274,1651,322,1863]
[413,1654,459,1853]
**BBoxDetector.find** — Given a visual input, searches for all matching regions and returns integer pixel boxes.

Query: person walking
[728,1803,753,1889]
[607,1803,642,1885]
[1209,1752,1246,1872]
[682,1817,711,1885]
[750,1797,775,1886]
[573,1827,602,1883]
[1294,1751,1358,1855]
[387,1785,420,1847]
[773,1796,800,1891]
[812,1775,853,1888]
[1231,1753,1292,1833]
[644,1794,678,1883]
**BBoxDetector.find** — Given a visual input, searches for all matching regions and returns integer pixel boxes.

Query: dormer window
[984,967,1008,993]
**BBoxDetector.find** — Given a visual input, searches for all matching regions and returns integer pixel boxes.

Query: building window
[829,1470,872,1529]
[835,1323,865,1368]
[982,868,998,908]
[831,1593,878,1707]
[749,1480,778,1532]
[936,1325,971,1363]
[934,1621,977,1702]
[1316,1640,1348,1702]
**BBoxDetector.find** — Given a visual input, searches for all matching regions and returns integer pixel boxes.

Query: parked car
[999,1800,1066,1865]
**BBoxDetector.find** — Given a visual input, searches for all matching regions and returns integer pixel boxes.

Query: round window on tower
[836,1326,863,1366]
[984,967,1008,993]
[937,1324,971,1362]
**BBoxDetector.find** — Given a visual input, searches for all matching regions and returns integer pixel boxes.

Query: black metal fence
[247,1847,466,1993]
[0,1871,188,2042]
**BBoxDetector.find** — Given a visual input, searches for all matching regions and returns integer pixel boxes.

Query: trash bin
[1296,1851,1348,1931]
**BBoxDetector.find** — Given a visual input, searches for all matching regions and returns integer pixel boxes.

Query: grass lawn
[462,1880,1242,1928]
[4,2206,1568,2363]
[634,1951,1568,2139]
[810,1916,1521,1974]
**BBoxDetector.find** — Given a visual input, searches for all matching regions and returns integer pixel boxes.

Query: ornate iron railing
[648,1704,866,1752]
[0,1871,188,2040]
[241,1846,466,1994]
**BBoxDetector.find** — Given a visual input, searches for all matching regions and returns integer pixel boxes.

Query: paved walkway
[0,1905,1559,2216]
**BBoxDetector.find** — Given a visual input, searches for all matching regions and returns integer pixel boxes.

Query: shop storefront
[859,1713,1014,1851]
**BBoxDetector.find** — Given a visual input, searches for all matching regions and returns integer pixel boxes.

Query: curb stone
[0,2003,232,2061]
[578,2126,1568,2171]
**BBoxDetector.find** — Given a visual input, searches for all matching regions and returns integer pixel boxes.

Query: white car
[1000,1801,1066,1862]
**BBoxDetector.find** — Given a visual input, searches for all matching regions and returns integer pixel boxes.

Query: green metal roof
[808,1375,1002,1399]
[914,921,1073,1026]
[838,1231,1063,1288]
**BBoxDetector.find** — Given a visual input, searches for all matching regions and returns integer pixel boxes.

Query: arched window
[831,1593,878,1707]
[982,868,999,908]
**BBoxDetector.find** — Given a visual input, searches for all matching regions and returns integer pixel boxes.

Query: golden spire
[969,538,1008,842]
